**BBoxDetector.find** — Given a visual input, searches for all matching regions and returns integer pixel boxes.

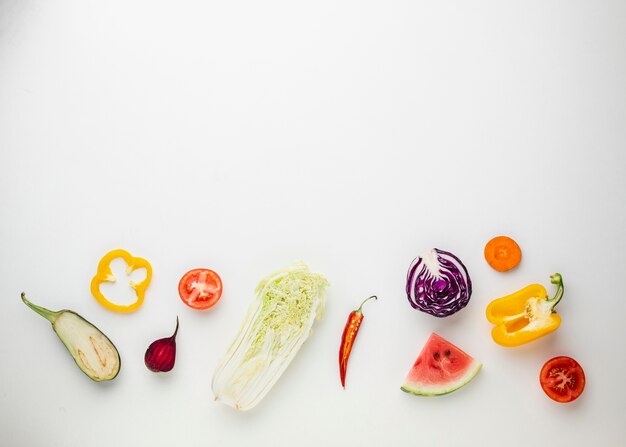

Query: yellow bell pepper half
[90,249,153,313]
[486,273,563,347]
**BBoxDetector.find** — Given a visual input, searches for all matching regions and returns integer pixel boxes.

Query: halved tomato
[540,356,585,403]
[178,268,223,310]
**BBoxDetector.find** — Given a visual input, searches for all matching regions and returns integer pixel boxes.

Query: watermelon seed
[433,352,440,360]
[444,350,451,357]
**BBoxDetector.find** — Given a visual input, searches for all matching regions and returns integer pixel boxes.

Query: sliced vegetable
[406,248,472,317]
[90,248,152,313]
[484,236,522,272]
[145,317,179,373]
[21,292,120,381]
[540,356,585,403]
[486,273,563,347]
[212,262,329,411]
[178,268,222,310]
[401,332,481,396]
[339,295,377,389]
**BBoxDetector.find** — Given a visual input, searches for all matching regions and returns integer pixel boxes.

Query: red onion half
[406,248,472,317]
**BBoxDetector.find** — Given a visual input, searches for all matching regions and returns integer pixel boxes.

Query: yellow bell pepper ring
[90,249,153,313]
[486,273,563,347]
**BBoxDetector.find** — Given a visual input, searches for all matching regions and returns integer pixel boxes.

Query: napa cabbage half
[211,262,329,411]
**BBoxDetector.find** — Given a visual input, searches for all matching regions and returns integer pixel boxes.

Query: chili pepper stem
[21,292,61,324]
[547,273,564,309]
[356,295,377,313]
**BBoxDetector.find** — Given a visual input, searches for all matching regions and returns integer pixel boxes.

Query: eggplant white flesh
[22,293,120,382]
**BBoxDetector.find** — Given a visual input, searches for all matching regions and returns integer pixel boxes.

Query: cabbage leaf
[212,262,329,411]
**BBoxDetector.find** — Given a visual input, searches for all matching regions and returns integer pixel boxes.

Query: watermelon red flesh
[401,332,482,396]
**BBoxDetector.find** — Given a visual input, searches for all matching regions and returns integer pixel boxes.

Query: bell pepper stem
[547,273,564,309]
[21,292,61,324]
[356,295,377,313]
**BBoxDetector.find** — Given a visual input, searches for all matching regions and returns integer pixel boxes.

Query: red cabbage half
[406,248,472,317]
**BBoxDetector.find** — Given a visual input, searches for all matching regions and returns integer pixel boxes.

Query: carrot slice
[484,236,522,272]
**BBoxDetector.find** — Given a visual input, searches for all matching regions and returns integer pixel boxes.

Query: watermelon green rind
[401,359,482,396]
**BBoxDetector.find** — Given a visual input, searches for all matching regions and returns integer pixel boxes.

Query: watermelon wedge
[401,332,481,396]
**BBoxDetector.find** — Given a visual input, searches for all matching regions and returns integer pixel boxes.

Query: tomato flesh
[178,268,223,310]
[540,356,585,403]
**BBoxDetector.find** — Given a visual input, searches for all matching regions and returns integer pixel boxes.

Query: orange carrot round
[484,236,522,272]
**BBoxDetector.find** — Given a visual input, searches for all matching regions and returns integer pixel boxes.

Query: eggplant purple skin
[406,248,472,317]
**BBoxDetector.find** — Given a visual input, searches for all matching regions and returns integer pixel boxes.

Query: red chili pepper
[339,295,377,389]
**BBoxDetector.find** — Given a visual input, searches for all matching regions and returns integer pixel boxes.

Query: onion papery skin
[406,248,472,317]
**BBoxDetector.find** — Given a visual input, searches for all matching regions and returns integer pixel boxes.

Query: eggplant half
[21,293,120,381]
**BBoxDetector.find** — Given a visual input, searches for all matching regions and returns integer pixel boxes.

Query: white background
[1,1,625,446]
